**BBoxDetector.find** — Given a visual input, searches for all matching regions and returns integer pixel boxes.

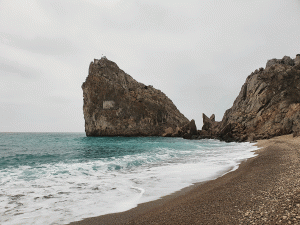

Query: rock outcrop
[82,57,189,136]
[178,119,197,139]
[201,55,300,142]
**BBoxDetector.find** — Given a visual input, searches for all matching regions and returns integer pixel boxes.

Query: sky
[1,0,300,132]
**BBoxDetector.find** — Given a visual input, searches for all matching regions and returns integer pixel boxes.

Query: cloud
[0,57,41,78]
[0,32,78,56]
[0,0,300,132]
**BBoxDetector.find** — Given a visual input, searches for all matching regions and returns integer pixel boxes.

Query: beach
[70,134,300,224]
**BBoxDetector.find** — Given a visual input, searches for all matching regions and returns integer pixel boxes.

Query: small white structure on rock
[103,100,115,109]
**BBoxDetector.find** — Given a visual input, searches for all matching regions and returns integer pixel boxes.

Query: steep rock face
[82,57,189,136]
[209,55,300,141]
[200,55,300,142]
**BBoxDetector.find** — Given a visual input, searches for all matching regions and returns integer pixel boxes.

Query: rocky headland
[82,57,191,136]
[199,54,300,142]
[83,54,300,142]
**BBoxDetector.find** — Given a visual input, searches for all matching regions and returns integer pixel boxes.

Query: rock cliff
[82,57,189,136]
[202,54,300,142]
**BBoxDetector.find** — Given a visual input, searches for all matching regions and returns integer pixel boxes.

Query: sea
[0,132,258,225]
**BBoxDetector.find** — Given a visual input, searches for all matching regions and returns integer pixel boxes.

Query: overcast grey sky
[1,0,300,132]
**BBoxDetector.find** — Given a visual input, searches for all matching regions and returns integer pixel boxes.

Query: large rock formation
[82,57,189,136]
[202,54,300,142]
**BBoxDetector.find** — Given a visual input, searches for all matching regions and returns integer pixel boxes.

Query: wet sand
[70,134,300,224]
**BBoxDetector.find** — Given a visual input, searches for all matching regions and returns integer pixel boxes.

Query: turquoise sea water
[0,133,258,225]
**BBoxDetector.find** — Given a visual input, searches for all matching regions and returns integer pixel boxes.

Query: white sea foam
[0,139,258,225]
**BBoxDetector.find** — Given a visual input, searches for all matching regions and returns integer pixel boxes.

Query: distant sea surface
[0,133,258,225]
